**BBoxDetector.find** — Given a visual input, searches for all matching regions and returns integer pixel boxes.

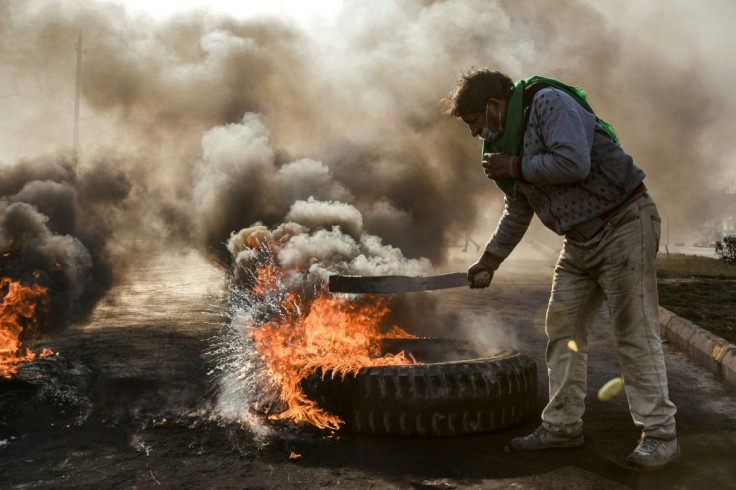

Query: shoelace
[636,438,662,454]
[533,426,549,439]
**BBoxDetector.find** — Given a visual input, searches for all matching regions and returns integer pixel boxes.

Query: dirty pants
[541,193,677,440]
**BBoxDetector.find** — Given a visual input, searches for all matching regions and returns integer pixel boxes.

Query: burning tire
[302,339,537,437]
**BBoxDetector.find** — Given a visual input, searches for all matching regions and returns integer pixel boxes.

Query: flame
[241,237,418,430]
[0,276,51,378]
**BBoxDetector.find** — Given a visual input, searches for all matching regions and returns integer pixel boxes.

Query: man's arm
[513,89,597,185]
[468,195,533,288]
[483,194,535,268]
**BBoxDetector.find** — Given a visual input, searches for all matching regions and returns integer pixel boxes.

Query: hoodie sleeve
[518,88,597,185]
[483,193,535,268]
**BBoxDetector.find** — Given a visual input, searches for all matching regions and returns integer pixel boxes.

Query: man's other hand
[467,260,494,289]
[482,152,511,180]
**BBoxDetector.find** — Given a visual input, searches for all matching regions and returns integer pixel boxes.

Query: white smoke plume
[228,201,430,289]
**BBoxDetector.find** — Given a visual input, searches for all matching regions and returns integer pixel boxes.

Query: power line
[0,88,57,100]
[0,33,58,49]
[0,32,80,68]
[0,42,69,60]
[0,33,81,101]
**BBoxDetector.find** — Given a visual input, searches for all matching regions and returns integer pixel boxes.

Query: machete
[328,272,469,294]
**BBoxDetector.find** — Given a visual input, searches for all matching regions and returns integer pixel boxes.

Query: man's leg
[508,242,602,450]
[542,246,604,437]
[597,195,678,466]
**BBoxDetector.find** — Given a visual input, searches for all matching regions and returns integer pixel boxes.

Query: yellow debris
[598,376,625,401]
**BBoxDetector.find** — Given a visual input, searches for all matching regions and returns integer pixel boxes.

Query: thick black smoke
[0,153,129,329]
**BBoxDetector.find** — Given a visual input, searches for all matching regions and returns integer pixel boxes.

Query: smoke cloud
[2,0,735,330]
[0,154,127,328]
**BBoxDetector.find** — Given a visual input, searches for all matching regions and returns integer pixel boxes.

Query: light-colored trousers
[541,193,677,440]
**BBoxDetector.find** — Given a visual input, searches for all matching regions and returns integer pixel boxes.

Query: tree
[715,236,736,265]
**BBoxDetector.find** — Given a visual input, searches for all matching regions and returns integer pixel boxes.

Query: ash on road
[1,250,735,489]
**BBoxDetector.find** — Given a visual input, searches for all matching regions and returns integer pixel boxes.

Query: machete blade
[328,272,468,294]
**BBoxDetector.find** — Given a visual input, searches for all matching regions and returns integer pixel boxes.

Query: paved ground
[1,248,735,489]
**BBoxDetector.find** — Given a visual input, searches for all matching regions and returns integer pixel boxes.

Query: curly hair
[440,68,514,117]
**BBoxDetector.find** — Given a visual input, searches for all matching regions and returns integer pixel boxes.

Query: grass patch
[657,253,736,344]
[657,253,736,279]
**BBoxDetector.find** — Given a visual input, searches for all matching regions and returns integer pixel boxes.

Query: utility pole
[73,31,82,161]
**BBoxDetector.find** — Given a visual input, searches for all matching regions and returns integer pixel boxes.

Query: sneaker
[506,425,584,451]
[625,436,681,468]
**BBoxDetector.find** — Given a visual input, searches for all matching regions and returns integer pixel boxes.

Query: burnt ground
[1,248,736,489]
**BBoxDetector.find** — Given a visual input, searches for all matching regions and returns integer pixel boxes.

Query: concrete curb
[659,306,736,390]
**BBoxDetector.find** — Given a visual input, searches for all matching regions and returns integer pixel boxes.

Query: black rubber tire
[302,339,537,436]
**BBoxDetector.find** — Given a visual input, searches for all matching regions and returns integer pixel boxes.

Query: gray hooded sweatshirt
[485,87,646,266]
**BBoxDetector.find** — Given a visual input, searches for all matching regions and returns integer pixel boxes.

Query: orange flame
[0,276,52,378]
[242,241,418,430]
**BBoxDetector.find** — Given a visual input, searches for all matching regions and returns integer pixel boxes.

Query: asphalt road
[1,249,735,489]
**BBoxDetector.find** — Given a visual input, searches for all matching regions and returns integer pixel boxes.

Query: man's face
[460,98,507,138]
[461,111,486,138]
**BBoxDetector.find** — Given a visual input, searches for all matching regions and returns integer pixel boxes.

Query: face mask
[479,126,503,143]
[478,101,504,143]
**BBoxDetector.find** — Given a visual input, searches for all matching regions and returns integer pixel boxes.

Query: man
[441,68,679,469]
